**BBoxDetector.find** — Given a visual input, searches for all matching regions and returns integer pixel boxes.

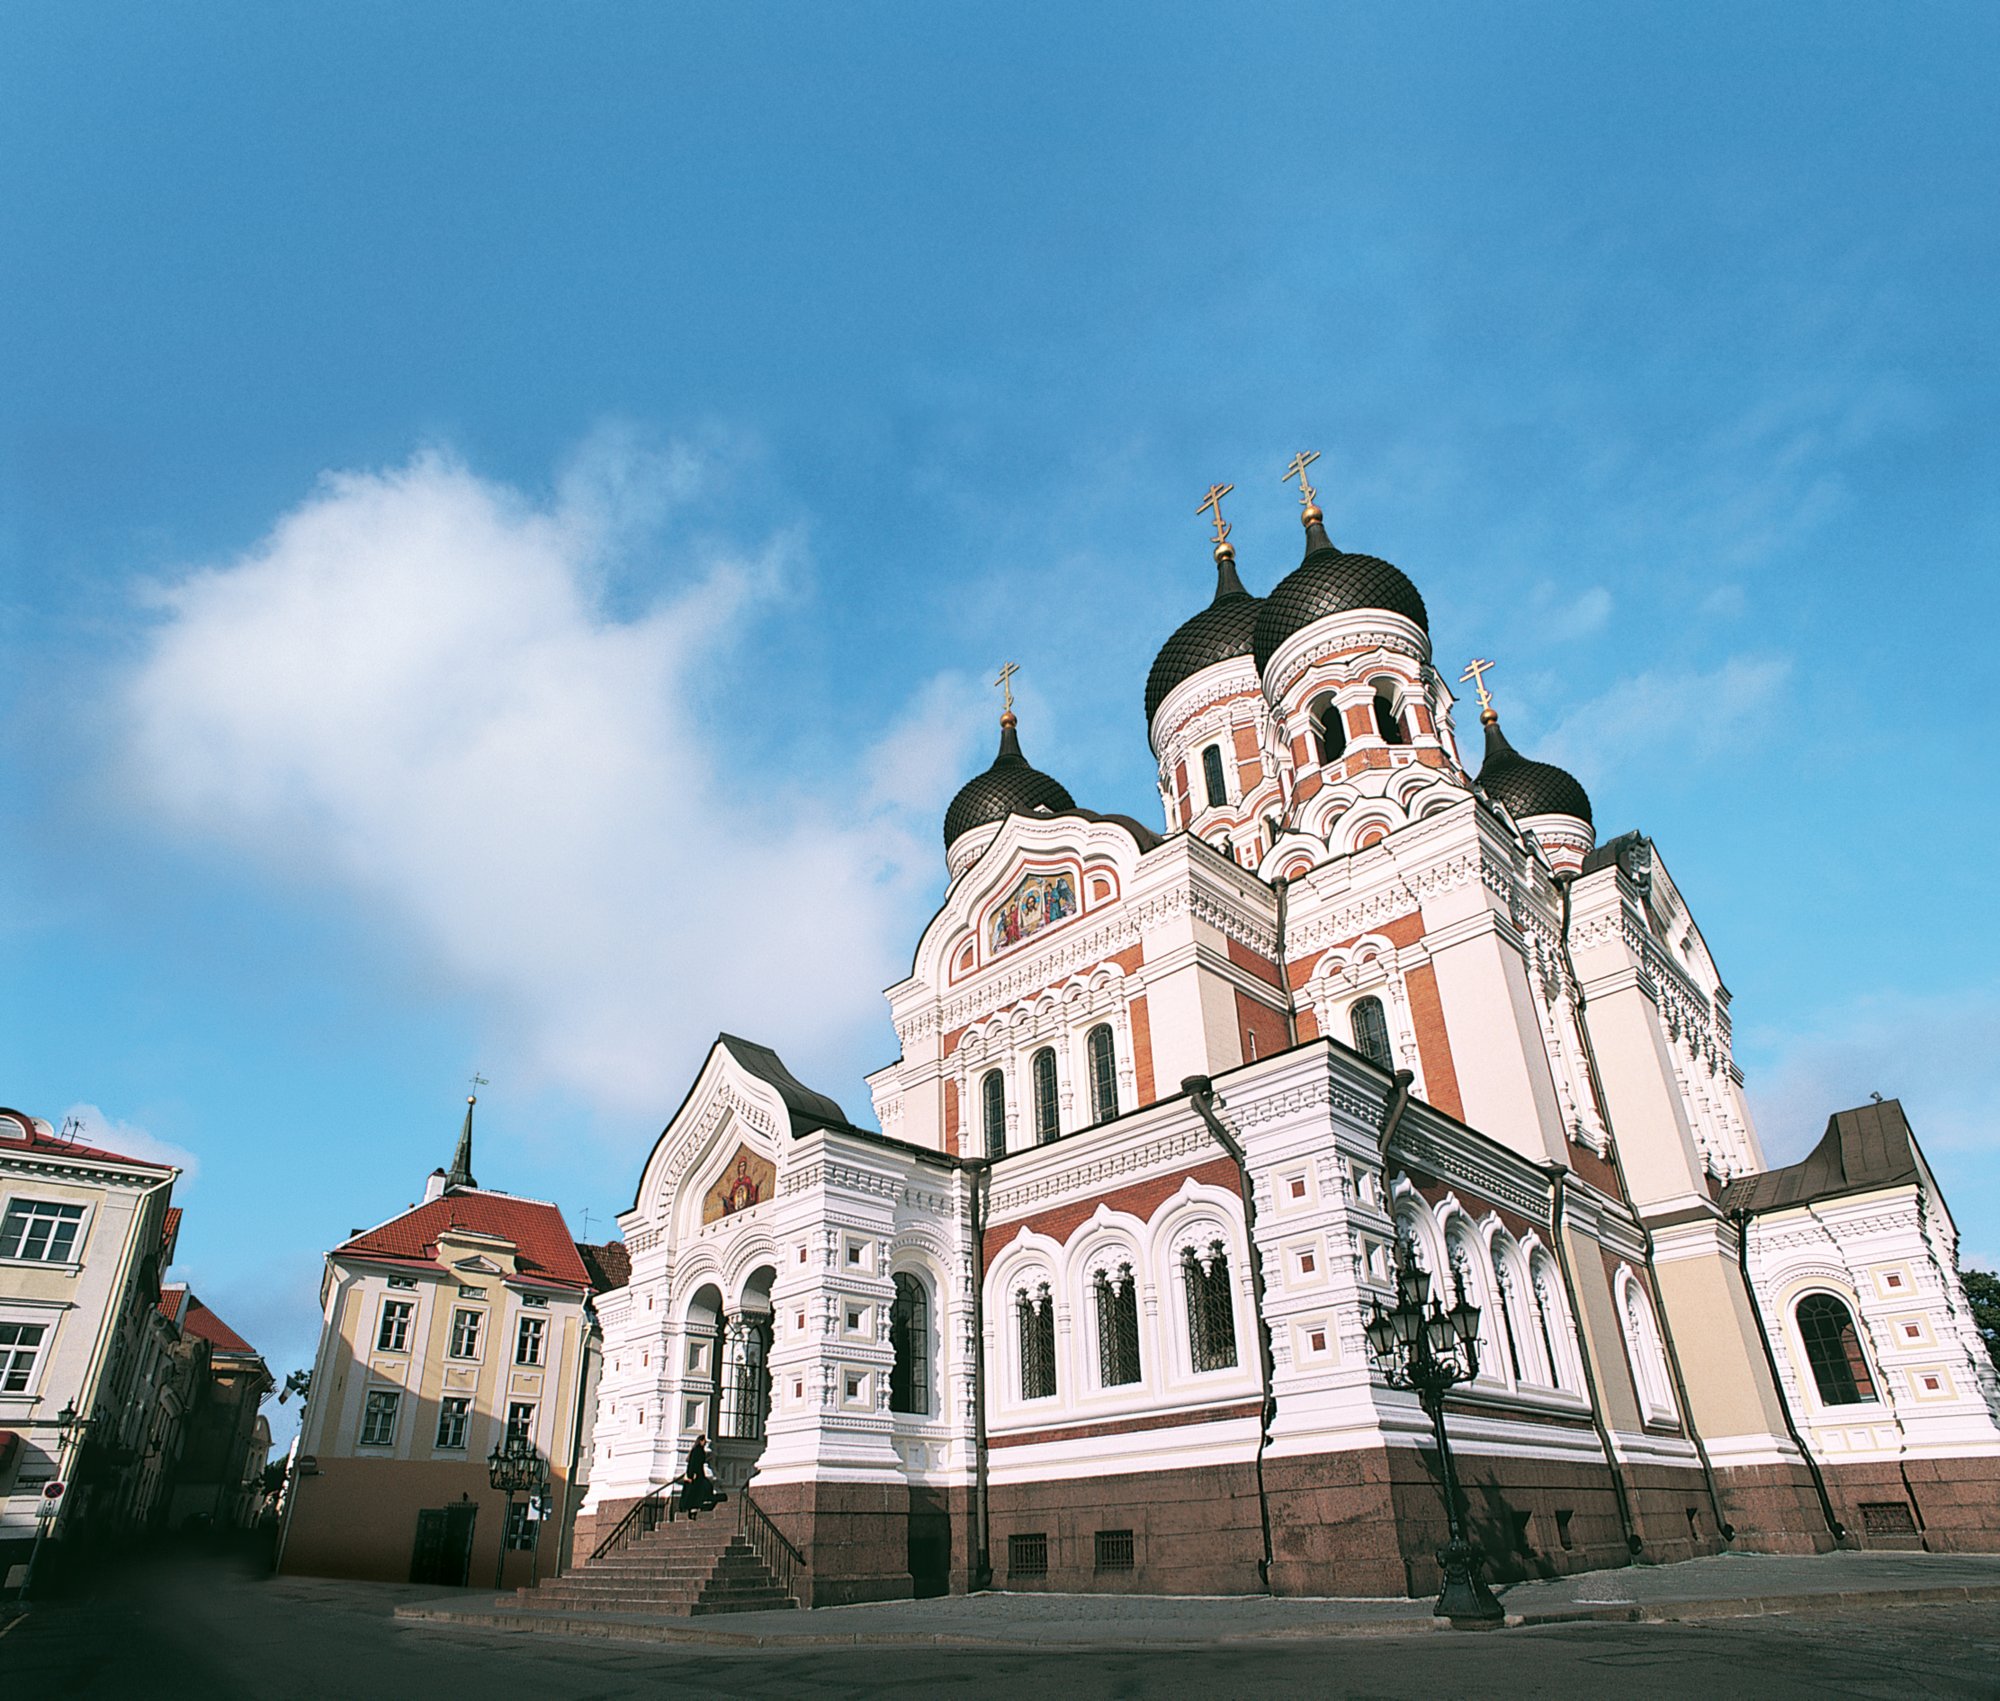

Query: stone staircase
[517,1511,797,1617]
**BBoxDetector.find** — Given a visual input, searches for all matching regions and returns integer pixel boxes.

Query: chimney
[424,1167,448,1203]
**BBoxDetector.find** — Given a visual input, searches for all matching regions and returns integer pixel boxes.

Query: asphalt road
[5,1553,1999,1700]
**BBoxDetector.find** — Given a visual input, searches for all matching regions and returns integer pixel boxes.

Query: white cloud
[61,1103,200,1179]
[121,439,967,1120]
[1745,989,2000,1164]
[1529,582,1612,643]
[1540,653,1792,784]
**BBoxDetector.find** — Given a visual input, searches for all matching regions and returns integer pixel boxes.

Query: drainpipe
[1182,1075,1275,1590]
[967,1158,994,1591]
[1376,1068,1415,1155]
[1273,877,1299,1049]
[1730,1208,1846,1542]
[1556,871,1735,1543]
[1544,1164,1643,1556]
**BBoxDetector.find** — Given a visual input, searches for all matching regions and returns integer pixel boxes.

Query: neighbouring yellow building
[278,1099,621,1586]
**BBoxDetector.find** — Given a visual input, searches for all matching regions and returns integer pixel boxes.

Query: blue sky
[5,4,1997,1441]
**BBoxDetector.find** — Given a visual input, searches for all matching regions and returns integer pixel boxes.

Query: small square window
[1904,1323,1921,1339]
[1922,1374,1941,1392]
[1008,1532,1049,1579]
[387,1275,417,1290]
[1309,1329,1327,1354]
[458,1285,487,1300]
[1297,1250,1316,1276]
[848,1244,864,1266]
[1288,1177,1307,1200]
[795,1311,806,1331]
[1095,1528,1135,1572]
[792,1378,804,1400]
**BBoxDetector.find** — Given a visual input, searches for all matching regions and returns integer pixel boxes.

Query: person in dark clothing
[679,1432,720,1517]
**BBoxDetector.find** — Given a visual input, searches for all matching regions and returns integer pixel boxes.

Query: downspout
[968,1157,994,1591]
[1273,876,1299,1048]
[1556,871,1735,1542]
[557,1294,598,1577]
[1182,1075,1275,1590]
[1730,1208,1846,1542]
[1544,1163,1644,1556]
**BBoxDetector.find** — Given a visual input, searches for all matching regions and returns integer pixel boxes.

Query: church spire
[446,1092,478,1193]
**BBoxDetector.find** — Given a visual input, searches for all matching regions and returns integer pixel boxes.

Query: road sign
[42,1480,64,1500]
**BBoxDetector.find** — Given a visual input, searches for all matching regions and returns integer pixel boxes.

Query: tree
[1963,1267,2000,1373]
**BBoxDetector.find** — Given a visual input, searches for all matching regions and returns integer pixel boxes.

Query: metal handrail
[737,1486,807,1603]
[588,1483,669,1562]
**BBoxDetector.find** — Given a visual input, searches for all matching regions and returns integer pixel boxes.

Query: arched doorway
[713,1264,777,1490]
[682,1282,725,1441]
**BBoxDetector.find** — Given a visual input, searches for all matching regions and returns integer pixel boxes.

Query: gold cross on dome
[1196,481,1235,546]
[994,660,1020,716]
[1458,657,1497,715]
[1282,449,1321,510]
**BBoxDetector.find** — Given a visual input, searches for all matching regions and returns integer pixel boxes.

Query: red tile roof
[0,1108,178,1173]
[337,1190,592,1291]
[159,1283,188,1326]
[158,1283,260,1359]
[576,1240,631,1293]
[161,1206,184,1261]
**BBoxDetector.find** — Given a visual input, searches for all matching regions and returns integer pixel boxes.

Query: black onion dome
[1476,717,1592,825]
[1251,517,1429,676]
[943,719,1077,850]
[1144,551,1263,727]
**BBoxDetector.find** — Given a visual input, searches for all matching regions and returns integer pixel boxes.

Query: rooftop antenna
[580,1207,596,1241]
[58,1116,85,1144]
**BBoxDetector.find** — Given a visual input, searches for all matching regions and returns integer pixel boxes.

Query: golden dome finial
[1196,481,1236,561]
[1459,657,1499,725]
[1282,449,1322,526]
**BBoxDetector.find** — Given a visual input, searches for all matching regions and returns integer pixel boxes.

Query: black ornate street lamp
[486,1432,548,1591]
[1364,1237,1504,1626]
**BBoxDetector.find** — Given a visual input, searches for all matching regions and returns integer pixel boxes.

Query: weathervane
[468,1071,489,1102]
[994,660,1020,721]
[1282,449,1322,522]
[1458,658,1498,725]
[1196,482,1235,557]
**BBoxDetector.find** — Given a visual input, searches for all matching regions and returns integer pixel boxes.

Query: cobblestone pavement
[4,1551,1999,1699]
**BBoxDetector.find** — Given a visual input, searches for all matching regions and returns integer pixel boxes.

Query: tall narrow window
[890,1272,930,1415]
[1531,1259,1568,1390]
[1485,1248,1524,1382]
[1349,997,1393,1069]
[1017,1284,1057,1400]
[506,1401,536,1445]
[515,1314,545,1366]
[1183,1241,1238,1372]
[1373,692,1407,745]
[377,1300,413,1352]
[1202,744,1228,808]
[1032,1047,1059,1144]
[983,1070,1007,1159]
[434,1396,470,1450]
[1312,694,1346,764]
[359,1390,401,1447]
[1797,1294,1876,1406]
[1087,1025,1118,1124]
[448,1307,483,1359]
[1095,1263,1142,1387]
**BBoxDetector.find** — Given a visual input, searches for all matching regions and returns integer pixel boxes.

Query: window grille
[376,1300,413,1353]
[0,1199,85,1263]
[0,1320,48,1393]
[1858,1501,1918,1535]
[1373,693,1406,745]
[1349,997,1393,1069]
[515,1315,545,1366]
[1017,1285,1057,1400]
[1032,1048,1059,1144]
[448,1308,482,1359]
[890,1272,930,1415]
[1095,1529,1135,1572]
[1008,1532,1049,1578]
[983,1070,1007,1159]
[1095,1263,1142,1387]
[1087,1025,1118,1124]
[1182,1241,1238,1372]
[434,1396,469,1450]
[1202,744,1227,808]
[359,1389,400,1447]
[1797,1294,1876,1405]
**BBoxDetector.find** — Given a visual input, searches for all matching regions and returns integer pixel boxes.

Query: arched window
[1349,997,1393,1069]
[1618,1269,1677,1421]
[1183,1240,1238,1372]
[1086,1025,1118,1124]
[1312,693,1346,764]
[1482,1242,1524,1383]
[889,1272,930,1415]
[1796,1294,1876,1406]
[1016,1283,1056,1400]
[1373,691,1407,745]
[982,1070,1007,1159]
[1032,1047,1059,1144]
[1202,744,1228,808]
[1094,1262,1142,1386]
[1530,1254,1572,1391]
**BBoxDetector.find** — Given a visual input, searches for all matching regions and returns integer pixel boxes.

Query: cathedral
[576,459,2000,1605]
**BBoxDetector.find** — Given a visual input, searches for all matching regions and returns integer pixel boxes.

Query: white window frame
[359,1388,401,1447]
[506,1400,536,1446]
[0,1312,55,1395]
[515,1314,545,1366]
[448,1307,484,1361]
[434,1395,470,1451]
[376,1299,414,1353]
[1615,1266,1678,1423]
[0,1196,92,1268]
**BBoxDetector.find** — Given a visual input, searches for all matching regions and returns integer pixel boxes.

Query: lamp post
[1364,1238,1504,1626]
[20,1401,85,1602]
[486,1432,548,1592]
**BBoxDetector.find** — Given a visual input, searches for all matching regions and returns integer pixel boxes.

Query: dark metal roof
[1721,1098,1922,1215]
[1145,553,1263,727]
[1475,717,1593,825]
[1251,519,1430,675]
[942,720,1076,849]
[717,1033,850,1134]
